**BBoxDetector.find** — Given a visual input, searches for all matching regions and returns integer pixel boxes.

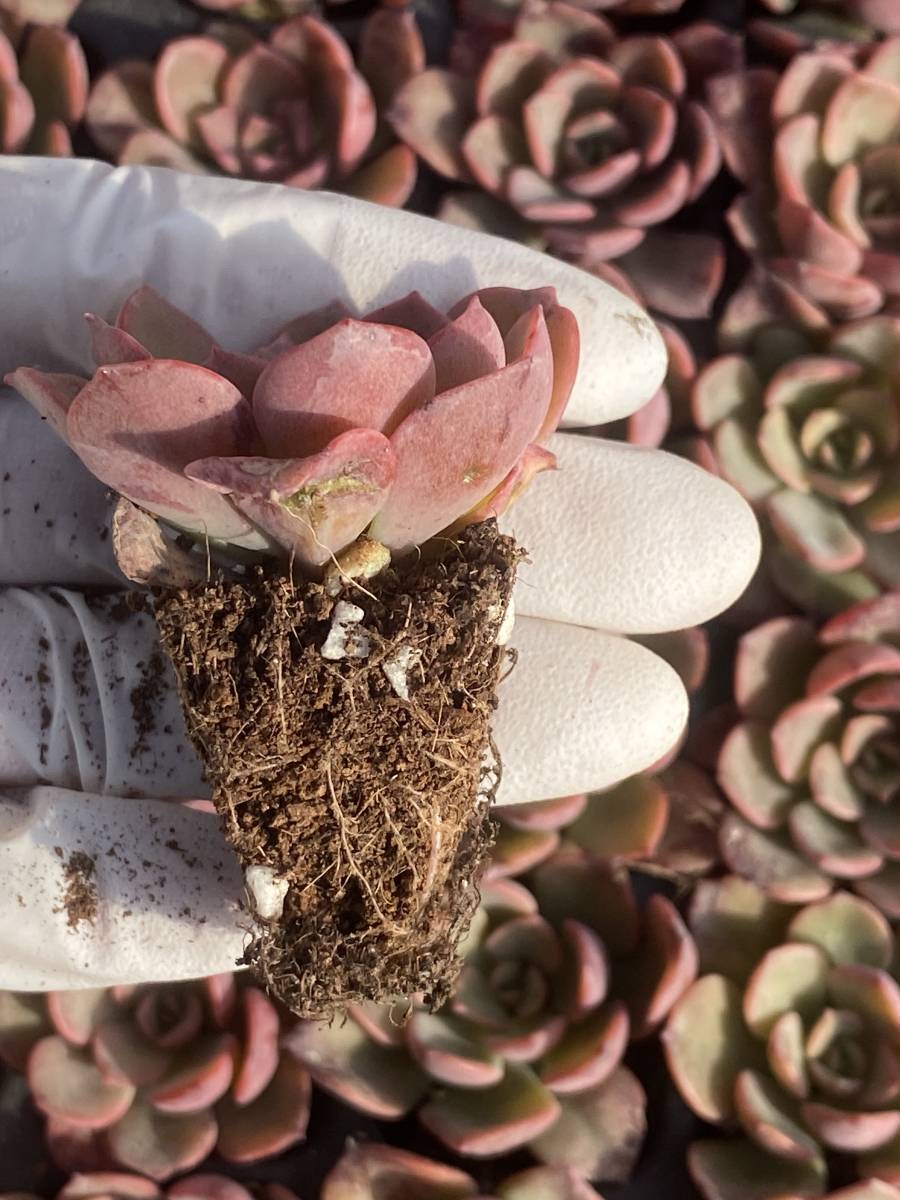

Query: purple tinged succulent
[751,0,900,59]
[84,11,424,207]
[3,1176,299,1200]
[0,22,87,154]
[287,847,696,1183]
[714,593,900,919]
[692,313,900,612]
[665,875,900,1200]
[320,1141,605,1199]
[389,1,733,319]
[0,975,309,1181]
[710,37,900,323]
[5,284,578,568]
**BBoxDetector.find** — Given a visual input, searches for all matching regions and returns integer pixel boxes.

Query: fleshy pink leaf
[86,313,152,368]
[231,988,280,1106]
[85,62,156,158]
[420,1063,561,1157]
[5,367,85,440]
[66,360,262,544]
[215,1055,310,1163]
[105,1099,218,1183]
[186,428,396,565]
[0,991,51,1071]
[427,296,505,394]
[116,287,216,364]
[370,307,552,551]
[147,1035,236,1114]
[319,1142,477,1200]
[154,37,229,150]
[29,1037,136,1129]
[253,319,434,455]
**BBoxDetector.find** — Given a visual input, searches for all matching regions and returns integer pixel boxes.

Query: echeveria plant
[716,593,900,919]
[2,1175,298,1200]
[7,283,578,567]
[85,12,423,207]
[0,24,87,154]
[0,975,307,1180]
[289,847,696,1182]
[666,876,900,1199]
[389,1,731,318]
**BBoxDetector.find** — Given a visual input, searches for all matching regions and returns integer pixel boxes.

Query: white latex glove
[0,157,759,990]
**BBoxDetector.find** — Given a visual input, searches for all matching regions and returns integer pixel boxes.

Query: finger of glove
[0,157,665,426]
[0,587,684,807]
[0,786,244,990]
[504,433,761,634]
[0,391,123,587]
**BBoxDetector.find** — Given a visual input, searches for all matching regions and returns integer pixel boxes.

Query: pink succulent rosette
[6,283,578,569]
[320,1142,606,1200]
[2,1175,298,1200]
[84,11,423,207]
[666,876,900,1200]
[750,0,900,59]
[711,36,900,323]
[0,975,307,1181]
[0,23,87,154]
[692,312,900,613]
[289,846,696,1182]
[390,0,732,319]
[715,593,900,919]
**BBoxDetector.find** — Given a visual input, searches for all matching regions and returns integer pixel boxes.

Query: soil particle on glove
[153,521,522,1018]
[56,851,98,930]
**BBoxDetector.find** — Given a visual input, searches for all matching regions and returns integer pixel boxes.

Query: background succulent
[0,975,309,1180]
[692,313,900,613]
[84,10,423,206]
[2,1174,299,1200]
[665,876,900,1199]
[0,23,86,154]
[390,1,733,319]
[320,1140,605,1199]
[750,0,900,59]
[714,592,900,919]
[711,36,900,324]
[288,846,696,1184]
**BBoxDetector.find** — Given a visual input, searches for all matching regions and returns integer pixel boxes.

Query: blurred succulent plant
[3,1174,299,1200]
[0,975,309,1181]
[0,23,86,154]
[288,847,696,1182]
[713,592,900,919]
[710,37,900,324]
[0,0,81,41]
[84,10,423,207]
[751,0,900,59]
[391,1,733,319]
[692,311,900,613]
[320,1141,605,1199]
[8,283,577,569]
[665,875,900,1199]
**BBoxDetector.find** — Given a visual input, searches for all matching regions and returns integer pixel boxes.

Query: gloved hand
[0,156,759,990]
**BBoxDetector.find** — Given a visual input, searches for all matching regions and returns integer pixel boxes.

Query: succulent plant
[0,0,81,41]
[750,0,900,59]
[0,975,309,1180]
[84,10,423,207]
[390,1,732,319]
[3,1175,299,1200]
[665,875,900,1199]
[710,37,900,323]
[288,846,696,1182]
[0,22,86,154]
[6,283,577,569]
[692,311,900,613]
[713,592,900,919]
[320,1140,605,1199]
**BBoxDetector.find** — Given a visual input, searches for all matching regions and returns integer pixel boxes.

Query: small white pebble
[321,601,371,660]
[245,865,289,921]
[382,644,421,700]
[496,597,516,646]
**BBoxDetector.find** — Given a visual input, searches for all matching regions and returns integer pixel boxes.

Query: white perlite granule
[320,600,371,660]
[245,865,290,921]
